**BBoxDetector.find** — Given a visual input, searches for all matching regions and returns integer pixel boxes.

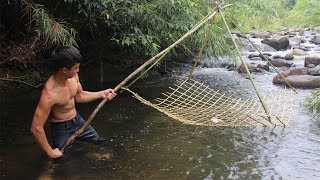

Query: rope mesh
[123,79,295,126]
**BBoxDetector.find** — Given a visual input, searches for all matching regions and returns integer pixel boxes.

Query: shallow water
[1,32,320,179]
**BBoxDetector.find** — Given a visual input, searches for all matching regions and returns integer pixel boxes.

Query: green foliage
[305,90,320,114]
[285,0,320,28]
[222,0,285,31]
[22,0,78,47]
[63,0,234,59]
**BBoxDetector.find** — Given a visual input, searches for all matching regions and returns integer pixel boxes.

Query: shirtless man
[31,46,116,158]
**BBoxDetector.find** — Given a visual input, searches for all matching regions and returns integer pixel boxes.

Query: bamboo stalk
[60,3,233,151]
[218,6,272,124]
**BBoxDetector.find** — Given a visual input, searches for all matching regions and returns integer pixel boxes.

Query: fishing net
[123,78,295,126]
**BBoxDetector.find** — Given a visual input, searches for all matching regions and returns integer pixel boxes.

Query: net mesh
[123,78,295,126]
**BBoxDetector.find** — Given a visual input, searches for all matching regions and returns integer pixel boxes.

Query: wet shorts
[50,113,101,149]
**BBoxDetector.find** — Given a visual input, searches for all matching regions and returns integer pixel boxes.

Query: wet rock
[201,57,234,68]
[305,55,320,67]
[308,65,320,76]
[261,37,290,51]
[248,53,260,59]
[238,63,263,73]
[289,36,303,46]
[294,46,309,51]
[284,54,294,60]
[310,35,320,45]
[273,55,284,59]
[259,53,272,61]
[267,58,295,67]
[257,64,269,71]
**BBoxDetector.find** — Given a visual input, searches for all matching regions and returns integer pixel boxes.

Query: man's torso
[46,76,79,122]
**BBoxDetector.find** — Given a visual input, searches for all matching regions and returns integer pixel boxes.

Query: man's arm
[31,91,62,158]
[74,74,116,103]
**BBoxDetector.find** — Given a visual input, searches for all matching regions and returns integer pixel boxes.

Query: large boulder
[261,37,290,51]
[273,68,320,88]
[305,55,320,67]
[273,75,320,88]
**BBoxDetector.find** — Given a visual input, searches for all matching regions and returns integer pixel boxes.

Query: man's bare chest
[55,84,78,106]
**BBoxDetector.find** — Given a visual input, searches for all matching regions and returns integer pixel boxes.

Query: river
[1,31,320,179]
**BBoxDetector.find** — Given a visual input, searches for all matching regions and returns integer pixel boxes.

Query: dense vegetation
[0,0,320,88]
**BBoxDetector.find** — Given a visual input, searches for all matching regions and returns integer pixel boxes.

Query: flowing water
[1,32,320,179]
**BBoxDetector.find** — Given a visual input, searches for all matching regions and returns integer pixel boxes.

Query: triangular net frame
[119,5,296,127]
[123,78,295,126]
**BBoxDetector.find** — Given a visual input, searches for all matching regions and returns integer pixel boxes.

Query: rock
[252,31,271,39]
[310,35,320,45]
[284,54,294,60]
[314,26,320,32]
[274,75,320,88]
[273,55,284,59]
[267,58,295,67]
[308,65,320,76]
[307,64,315,68]
[242,42,277,52]
[238,63,264,73]
[289,36,303,46]
[305,55,320,67]
[290,48,306,56]
[261,37,290,51]
[248,53,260,59]
[259,53,272,61]
[272,68,320,88]
[257,64,269,71]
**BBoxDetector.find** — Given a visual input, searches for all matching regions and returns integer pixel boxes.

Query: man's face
[63,63,80,78]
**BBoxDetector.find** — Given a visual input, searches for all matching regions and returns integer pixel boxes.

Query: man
[31,46,116,158]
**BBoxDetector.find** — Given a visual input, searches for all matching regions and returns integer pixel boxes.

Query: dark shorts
[50,113,101,149]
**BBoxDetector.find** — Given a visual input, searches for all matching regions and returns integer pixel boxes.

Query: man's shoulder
[41,78,58,104]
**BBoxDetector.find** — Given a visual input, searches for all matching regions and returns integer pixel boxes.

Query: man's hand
[101,89,117,100]
[48,148,63,158]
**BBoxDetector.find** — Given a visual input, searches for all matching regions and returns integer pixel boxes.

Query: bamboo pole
[218,5,272,124]
[60,3,233,151]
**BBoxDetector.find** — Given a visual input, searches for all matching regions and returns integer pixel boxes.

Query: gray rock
[268,58,295,67]
[257,64,269,71]
[311,35,320,45]
[284,54,294,60]
[305,55,320,67]
[308,65,320,76]
[261,37,290,51]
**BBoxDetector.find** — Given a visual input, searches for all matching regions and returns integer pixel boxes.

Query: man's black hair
[51,46,82,71]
